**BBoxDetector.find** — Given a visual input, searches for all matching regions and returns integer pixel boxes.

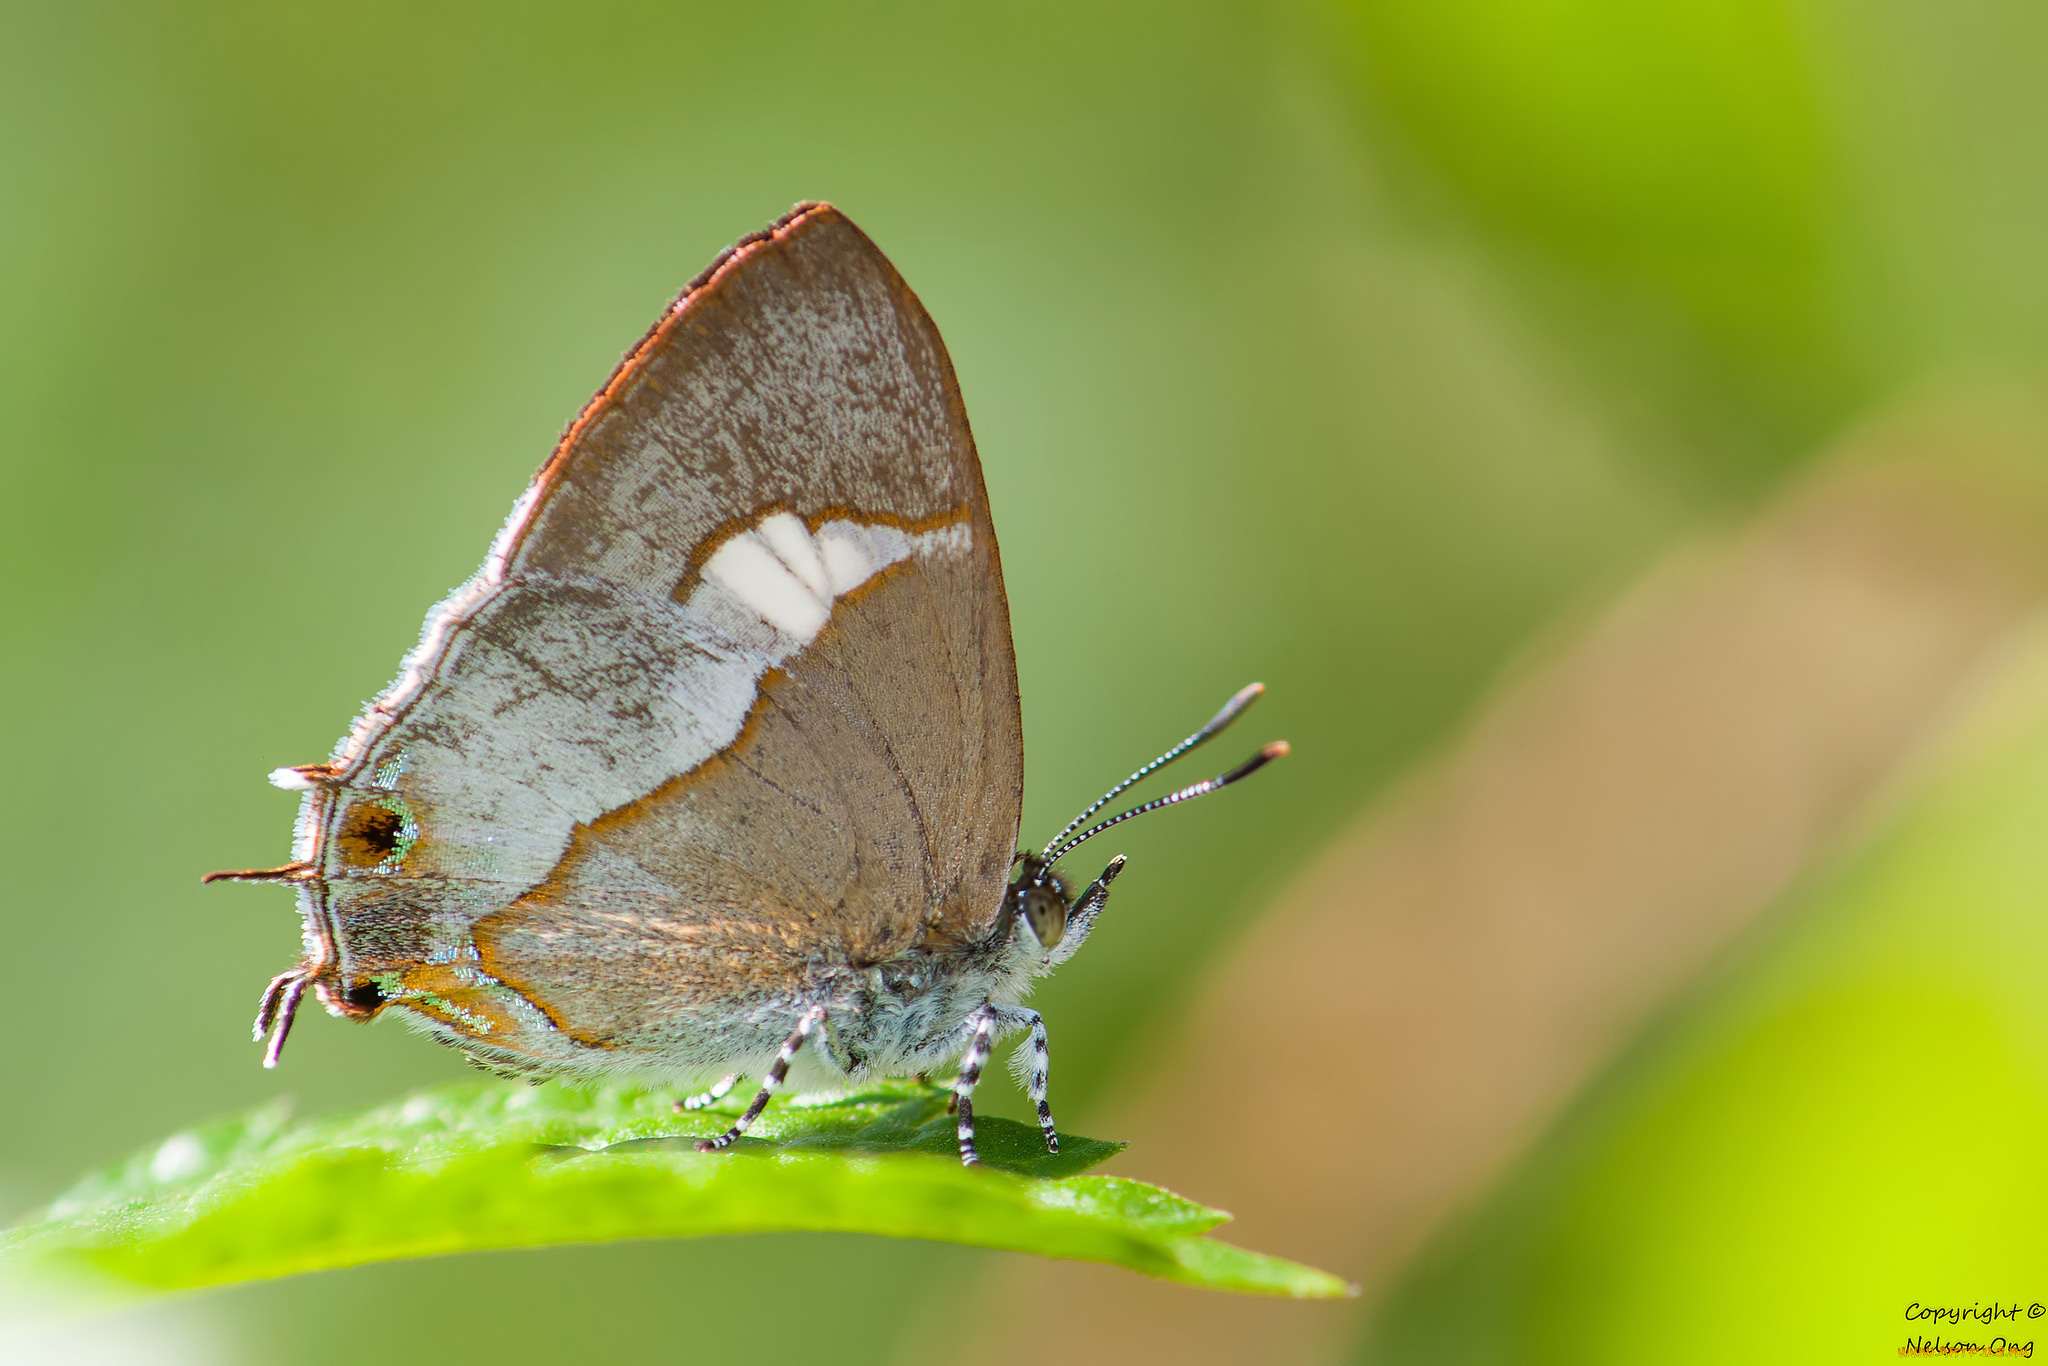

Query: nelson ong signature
[1901,1302,2042,1357]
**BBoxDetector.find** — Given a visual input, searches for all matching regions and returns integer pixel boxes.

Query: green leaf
[0,1078,1350,1300]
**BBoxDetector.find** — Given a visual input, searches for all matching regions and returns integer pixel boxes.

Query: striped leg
[996,1006,1058,1153]
[673,1073,738,1113]
[695,1007,823,1152]
[953,1005,998,1167]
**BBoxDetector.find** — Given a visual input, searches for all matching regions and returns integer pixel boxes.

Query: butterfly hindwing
[288,205,1022,1069]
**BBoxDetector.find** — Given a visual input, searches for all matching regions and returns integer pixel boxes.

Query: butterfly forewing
[292,205,1022,1068]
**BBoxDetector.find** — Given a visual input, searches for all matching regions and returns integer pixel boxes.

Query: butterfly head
[1007,682,1289,959]
[1005,853,1075,950]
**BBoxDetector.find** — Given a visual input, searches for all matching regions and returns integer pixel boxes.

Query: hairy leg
[695,1007,824,1152]
[952,1005,998,1166]
[995,1005,1058,1153]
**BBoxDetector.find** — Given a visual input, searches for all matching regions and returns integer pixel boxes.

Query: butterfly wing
[279,205,1022,1068]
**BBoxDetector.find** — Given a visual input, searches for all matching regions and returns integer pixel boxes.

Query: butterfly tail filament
[253,968,310,1069]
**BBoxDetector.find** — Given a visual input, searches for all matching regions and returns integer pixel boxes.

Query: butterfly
[209,203,1285,1165]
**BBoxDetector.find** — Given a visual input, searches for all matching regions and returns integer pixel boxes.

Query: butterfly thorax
[812,862,1081,1078]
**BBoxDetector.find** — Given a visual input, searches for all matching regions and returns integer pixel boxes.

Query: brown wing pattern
[292,205,1022,1056]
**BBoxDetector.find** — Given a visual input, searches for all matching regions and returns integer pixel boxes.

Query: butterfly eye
[1020,886,1068,949]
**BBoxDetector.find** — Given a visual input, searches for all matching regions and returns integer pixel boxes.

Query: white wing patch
[700,511,966,648]
[817,523,878,595]
[314,508,974,894]
[756,511,832,600]
[703,532,831,639]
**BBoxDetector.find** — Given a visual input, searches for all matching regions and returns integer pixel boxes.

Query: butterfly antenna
[1038,682,1267,862]
[1044,739,1289,868]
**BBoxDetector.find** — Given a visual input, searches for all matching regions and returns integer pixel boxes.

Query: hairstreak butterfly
[209,203,1286,1164]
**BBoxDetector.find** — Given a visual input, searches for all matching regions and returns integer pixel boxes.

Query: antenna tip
[1206,682,1266,731]
[1262,740,1291,759]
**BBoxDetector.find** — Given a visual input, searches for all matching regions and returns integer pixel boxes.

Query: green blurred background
[8,0,2048,1360]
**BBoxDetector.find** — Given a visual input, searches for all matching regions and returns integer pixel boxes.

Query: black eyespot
[335,801,404,868]
[343,979,386,1013]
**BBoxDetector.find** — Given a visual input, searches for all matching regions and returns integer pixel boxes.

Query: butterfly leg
[672,1073,739,1113]
[952,1005,998,1166]
[695,1007,824,1152]
[994,1006,1058,1153]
